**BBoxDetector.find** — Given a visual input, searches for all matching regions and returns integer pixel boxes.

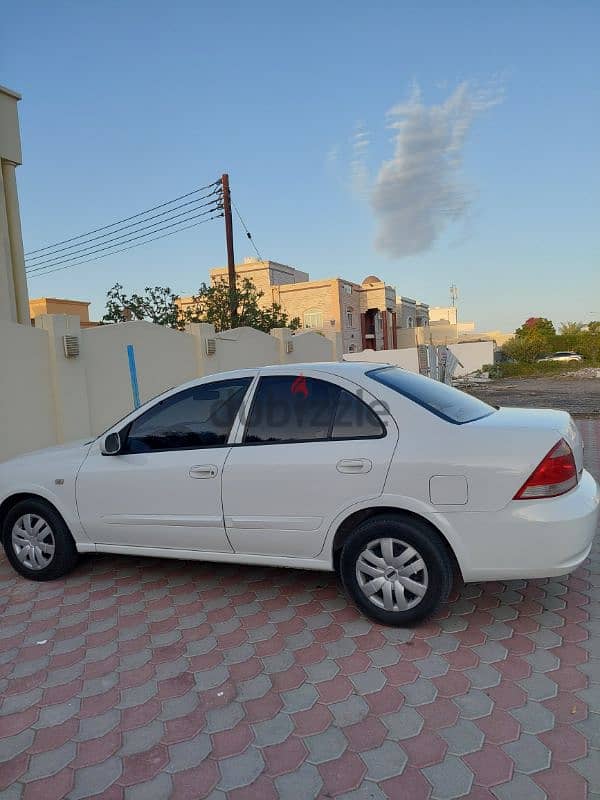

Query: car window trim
[227,372,260,445]
[239,374,387,447]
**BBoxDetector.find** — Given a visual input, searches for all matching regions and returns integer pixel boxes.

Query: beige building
[182,258,433,353]
[428,305,511,346]
[429,305,459,325]
[429,305,474,335]
[29,297,98,327]
[0,85,29,326]
[396,296,430,329]
[208,260,399,352]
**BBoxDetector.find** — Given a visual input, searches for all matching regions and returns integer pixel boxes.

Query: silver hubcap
[356,537,429,612]
[11,514,55,571]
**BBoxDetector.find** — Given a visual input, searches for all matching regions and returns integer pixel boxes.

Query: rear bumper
[444,469,599,582]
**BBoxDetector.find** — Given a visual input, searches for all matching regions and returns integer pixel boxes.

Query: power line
[25,188,221,265]
[24,178,222,257]
[232,200,264,262]
[26,197,222,271]
[27,206,223,275]
[27,213,224,279]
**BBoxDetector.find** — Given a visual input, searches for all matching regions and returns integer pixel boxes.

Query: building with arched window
[178,259,433,354]
[195,261,400,352]
[396,296,430,331]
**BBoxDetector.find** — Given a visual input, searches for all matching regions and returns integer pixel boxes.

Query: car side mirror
[101,431,122,456]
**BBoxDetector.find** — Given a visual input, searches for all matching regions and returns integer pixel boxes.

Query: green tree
[587,320,600,334]
[103,278,300,333]
[502,333,548,363]
[559,321,585,335]
[183,278,300,333]
[102,284,181,327]
[515,317,556,338]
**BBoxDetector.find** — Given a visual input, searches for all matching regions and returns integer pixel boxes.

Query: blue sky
[2,0,599,331]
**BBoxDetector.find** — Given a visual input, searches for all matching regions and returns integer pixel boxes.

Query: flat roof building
[180,259,409,353]
[29,297,98,327]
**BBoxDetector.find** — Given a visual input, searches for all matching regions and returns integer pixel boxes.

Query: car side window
[125,378,252,453]
[244,376,340,444]
[331,389,385,439]
[243,376,385,444]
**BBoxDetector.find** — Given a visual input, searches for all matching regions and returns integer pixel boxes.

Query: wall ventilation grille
[205,338,217,356]
[63,335,80,358]
[285,341,294,354]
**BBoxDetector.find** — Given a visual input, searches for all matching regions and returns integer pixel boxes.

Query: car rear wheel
[339,514,453,625]
[2,498,78,581]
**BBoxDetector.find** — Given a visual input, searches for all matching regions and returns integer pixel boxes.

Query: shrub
[501,331,600,364]
[493,361,591,378]
[502,334,548,363]
[546,333,600,361]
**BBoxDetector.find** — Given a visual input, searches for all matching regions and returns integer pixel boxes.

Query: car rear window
[367,367,495,424]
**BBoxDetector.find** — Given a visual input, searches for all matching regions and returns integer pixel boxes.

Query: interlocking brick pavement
[0,418,599,799]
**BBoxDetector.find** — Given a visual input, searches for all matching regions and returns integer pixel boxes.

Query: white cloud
[350,123,370,194]
[326,144,339,166]
[370,82,502,258]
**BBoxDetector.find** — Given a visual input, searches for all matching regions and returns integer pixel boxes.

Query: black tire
[339,514,453,625]
[1,498,79,581]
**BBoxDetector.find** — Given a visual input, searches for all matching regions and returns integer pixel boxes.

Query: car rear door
[221,369,398,558]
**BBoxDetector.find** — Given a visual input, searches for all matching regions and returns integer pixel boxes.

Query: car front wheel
[339,514,453,625]
[2,498,78,581]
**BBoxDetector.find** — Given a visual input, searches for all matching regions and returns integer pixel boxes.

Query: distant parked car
[0,363,598,625]
[537,352,583,363]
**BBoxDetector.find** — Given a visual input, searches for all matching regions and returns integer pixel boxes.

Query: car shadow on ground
[5,549,579,635]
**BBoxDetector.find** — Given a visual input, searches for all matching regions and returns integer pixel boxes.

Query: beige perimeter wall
[82,322,199,436]
[0,321,57,460]
[343,347,421,373]
[0,317,337,463]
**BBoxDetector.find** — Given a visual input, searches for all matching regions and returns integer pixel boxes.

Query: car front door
[76,376,253,551]
[221,371,398,558]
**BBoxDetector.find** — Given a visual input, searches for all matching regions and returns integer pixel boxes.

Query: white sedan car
[537,351,583,363]
[1,363,598,625]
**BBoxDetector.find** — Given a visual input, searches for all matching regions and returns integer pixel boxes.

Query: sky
[2,0,599,332]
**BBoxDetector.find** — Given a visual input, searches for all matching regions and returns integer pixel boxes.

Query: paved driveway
[1,420,599,800]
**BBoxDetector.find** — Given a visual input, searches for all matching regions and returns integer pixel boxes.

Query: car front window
[125,378,252,452]
[98,385,175,438]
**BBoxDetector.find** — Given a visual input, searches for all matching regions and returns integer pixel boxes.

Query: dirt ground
[466,374,600,416]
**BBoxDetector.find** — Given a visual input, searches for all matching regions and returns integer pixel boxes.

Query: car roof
[169,361,393,395]
[194,361,388,381]
[259,361,382,376]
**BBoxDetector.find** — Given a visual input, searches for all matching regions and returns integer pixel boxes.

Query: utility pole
[221,173,237,327]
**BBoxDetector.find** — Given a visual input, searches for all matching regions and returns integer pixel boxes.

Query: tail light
[514,438,578,500]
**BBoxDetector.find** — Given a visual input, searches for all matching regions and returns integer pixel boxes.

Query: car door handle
[189,465,218,479]
[336,458,372,474]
